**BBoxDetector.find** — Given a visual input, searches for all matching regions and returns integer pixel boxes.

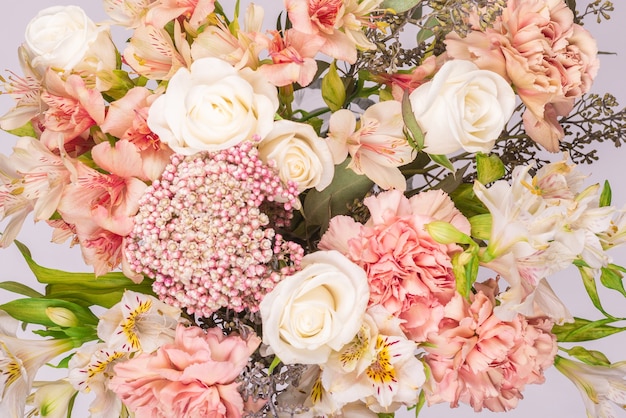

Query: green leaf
[381,0,422,13]
[600,264,626,297]
[377,414,395,418]
[268,356,282,374]
[476,153,505,184]
[431,163,469,194]
[469,214,492,241]
[578,265,615,318]
[46,282,154,309]
[401,91,424,151]
[14,241,152,293]
[565,0,576,14]
[302,159,374,234]
[0,281,44,298]
[416,16,438,44]
[0,298,99,328]
[5,121,37,137]
[453,249,479,299]
[449,183,489,218]
[552,317,626,342]
[599,180,612,207]
[101,69,136,101]
[428,154,454,172]
[566,346,611,366]
[321,61,346,112]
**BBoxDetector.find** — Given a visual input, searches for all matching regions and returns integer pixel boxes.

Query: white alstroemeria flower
[321,306,424,413]
[0,311,75,418]
[487,253,573,323]
[97,290,185,353]
[599,206,626,250]
[26,380,77,418]
[68,343,127,418]
[555,356,626,418]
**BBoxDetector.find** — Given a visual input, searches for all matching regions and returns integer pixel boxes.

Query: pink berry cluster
[125,141,304,316]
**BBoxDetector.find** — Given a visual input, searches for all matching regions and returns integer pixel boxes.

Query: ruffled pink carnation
[424,280,558,412]
[109,324,260,418]
[319,189,470,342]
[445,0,599,152]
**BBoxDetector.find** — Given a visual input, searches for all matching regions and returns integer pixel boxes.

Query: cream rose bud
[22,6,116,79]
[258,120,334,193]
[260,250,370,365]
[409,60,515,155]
[148,57,279,155]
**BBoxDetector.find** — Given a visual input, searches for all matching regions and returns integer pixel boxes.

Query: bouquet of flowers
[0,0,625,417]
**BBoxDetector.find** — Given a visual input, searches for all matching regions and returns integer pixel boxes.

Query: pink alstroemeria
[191,3,266,70]
[123,20,191,80]
[285,0,383,64]
[327,100,414,190]
[39,71,105,151]
[147,0,216,30]
[257,29,324,87]
[100,87,173,180]
[57,161,147,276]
[0,67,44,132]
[0,136,74,247]
[103,0,156,28]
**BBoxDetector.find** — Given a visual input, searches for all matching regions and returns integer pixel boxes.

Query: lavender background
[0,2,624,417]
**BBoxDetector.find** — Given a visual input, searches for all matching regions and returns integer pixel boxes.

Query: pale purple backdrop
[0,2,624,417]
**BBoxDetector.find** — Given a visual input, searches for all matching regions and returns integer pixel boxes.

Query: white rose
[148,57,279,154]
[260,250,369,365]
[258,120,334,193]
[22,6,117,79]
[409,60,515,155]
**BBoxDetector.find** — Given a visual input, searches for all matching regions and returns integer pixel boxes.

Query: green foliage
[302,158,374,237]
[381,0,422,13]
[600,264,626,298]
[4,121,37,137]
[321,61,346,112]
[599,180,612,207]
[476,153,505,184]
[0,297,98,328]
[553,317,626,342]
[0,281,44,298]
[563,346,611,366]
[14,240,154,308]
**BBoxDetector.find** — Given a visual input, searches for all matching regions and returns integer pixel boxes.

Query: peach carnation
[424,280,558,412]
[109,324,261,418]
[445,0,599,152]
[319,189,469,342]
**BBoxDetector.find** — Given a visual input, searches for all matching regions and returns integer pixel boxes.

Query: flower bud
[46,307,79,327]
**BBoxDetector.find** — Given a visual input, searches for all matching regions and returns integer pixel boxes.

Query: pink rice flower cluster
[109,324,261,418]
[319,189,470,342]
[424,280,558,412]
[125,141,303,316]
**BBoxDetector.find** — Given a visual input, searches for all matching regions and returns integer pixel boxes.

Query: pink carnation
[319,189,470,342]
[424,280,558,412]
[109,324,260,418]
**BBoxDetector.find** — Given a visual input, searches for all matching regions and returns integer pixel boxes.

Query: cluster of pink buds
[125,141,303,317]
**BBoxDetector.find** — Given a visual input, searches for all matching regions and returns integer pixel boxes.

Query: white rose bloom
[148,57,279,154]
[260,250,370,365]
[409,60,515,155]
[258,120,334,193]
[22,6,116,79]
